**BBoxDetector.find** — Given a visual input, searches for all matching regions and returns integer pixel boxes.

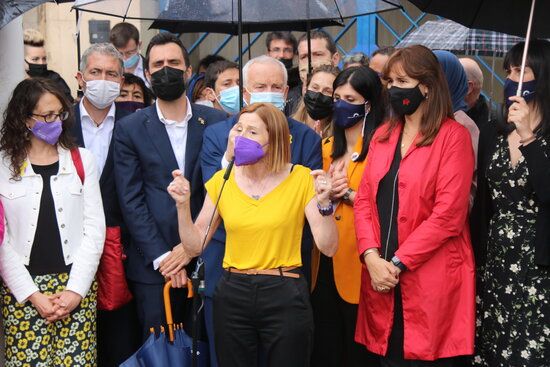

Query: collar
[155,97,193,126]
[20,146,74,178]
[79,98,116,127]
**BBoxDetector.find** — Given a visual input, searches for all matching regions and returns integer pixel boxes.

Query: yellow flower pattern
[1,273,97,366]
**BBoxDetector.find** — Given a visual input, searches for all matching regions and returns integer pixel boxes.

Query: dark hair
[122,73,153,106]
[382,45,453,146]
[110,22,140,49]
[372,46,396,57]
[204,60,239,89]
[298,29,337,55]
[0,78,76,179]
[266,31,298,54]
[332,66,386,162]
[145,33,190,71]
[198,54,227,72]
[500,39,550,137]
[306,64,340,86]
[191,77,206,103]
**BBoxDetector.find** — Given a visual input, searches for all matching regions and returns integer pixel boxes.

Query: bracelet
[363,248,380,259]
[519,134,536,145]
[317,201,334,216]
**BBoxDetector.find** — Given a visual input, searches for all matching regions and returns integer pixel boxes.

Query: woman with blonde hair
[168,103,338,367]
[293,65,340,138]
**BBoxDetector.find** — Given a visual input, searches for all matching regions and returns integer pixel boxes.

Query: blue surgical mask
[248,90,286,110]
[503,78,537,107]
[123,53,140,69]
[217,86,241,114]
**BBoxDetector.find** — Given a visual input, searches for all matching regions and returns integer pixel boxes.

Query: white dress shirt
[152,99,193,270]
[80,100,116,175]
[0,148,105,302]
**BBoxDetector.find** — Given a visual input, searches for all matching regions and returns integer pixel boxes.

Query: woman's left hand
[49,290,83,320]
[508,96,534,139]
[311,169,332,205]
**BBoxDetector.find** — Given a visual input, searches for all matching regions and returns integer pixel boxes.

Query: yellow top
[205,164,316,270]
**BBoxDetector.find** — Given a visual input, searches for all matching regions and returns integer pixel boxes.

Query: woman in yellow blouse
[311,66,387,367]
[168,102,338,367]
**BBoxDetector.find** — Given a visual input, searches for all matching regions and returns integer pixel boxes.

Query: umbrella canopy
[73,0,402,34]
[0,0,72,29]
[408,0,550,39]
[397,19,525,56]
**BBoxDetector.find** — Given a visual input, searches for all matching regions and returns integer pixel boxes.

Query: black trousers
[381,285,463,367]
[97,300,142,367]
[213,270,314,367]
[311,255,380,367]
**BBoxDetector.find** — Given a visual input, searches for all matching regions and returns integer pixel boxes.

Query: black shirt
[377,135,402,261]
[27,161,71,275]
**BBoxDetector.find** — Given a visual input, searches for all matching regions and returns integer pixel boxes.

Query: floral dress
[474,136,550,367]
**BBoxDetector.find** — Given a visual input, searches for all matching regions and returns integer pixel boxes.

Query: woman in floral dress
[471,40,550,367]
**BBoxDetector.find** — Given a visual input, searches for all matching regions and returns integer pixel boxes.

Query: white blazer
[0,147,105,303]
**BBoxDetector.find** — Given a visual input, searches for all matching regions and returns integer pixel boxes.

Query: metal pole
[238,0,244,110]
[517,0,536,96]
[76,9,81,68]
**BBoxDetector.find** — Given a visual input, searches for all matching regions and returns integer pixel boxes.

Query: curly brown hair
[0,78,76,180]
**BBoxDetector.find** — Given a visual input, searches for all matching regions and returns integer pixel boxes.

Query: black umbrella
[408,0,544,96]
[0,0,72,29]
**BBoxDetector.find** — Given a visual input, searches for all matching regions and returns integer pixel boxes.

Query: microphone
[223,158,235,180]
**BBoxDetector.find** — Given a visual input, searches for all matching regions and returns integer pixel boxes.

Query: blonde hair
[239,103,291,173]
[24,29,44,47]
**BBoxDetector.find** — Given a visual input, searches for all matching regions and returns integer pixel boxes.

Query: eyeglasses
[343,52,368,65]
[31,111,69,123]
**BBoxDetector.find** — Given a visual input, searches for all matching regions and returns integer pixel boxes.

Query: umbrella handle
[163,279,194,343]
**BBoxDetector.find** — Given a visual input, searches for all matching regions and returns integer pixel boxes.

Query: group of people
[0,20,548,367]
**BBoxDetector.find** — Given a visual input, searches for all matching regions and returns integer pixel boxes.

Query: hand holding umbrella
[508,96,537,144]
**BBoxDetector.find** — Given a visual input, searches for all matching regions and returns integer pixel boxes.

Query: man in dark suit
[114,33,227,341]
[71,42,141,367]
[200,55,322,367]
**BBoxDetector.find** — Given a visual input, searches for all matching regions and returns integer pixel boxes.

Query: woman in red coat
[354,45,476,366]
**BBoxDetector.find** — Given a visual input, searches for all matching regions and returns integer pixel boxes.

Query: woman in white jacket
[0,78,105,366]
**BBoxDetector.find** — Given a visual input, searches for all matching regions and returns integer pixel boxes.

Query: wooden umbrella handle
[163,280,194,342]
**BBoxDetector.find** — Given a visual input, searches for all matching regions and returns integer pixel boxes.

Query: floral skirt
[1,273,98,367]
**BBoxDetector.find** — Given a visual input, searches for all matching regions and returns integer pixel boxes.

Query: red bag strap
[70,148,85,184]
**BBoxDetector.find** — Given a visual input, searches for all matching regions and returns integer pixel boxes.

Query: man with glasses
[266,31,301,116]
[110,22,150,88]
[72,43,140,367]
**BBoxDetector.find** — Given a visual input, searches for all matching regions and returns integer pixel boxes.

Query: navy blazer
[200,114,322,295]
[114,103,227,284]
[70,103,130,227]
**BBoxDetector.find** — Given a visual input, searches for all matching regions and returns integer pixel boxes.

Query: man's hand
[170,269,188,288]
[160,244,192,277]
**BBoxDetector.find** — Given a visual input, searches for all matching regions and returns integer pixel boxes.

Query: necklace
[401,128,417,148]
[243,172,271,200]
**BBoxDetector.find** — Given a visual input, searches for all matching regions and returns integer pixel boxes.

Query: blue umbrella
[120,280,209,367]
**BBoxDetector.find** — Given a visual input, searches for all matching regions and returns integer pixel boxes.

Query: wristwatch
[342,188,354,202]
[391,256,407,272]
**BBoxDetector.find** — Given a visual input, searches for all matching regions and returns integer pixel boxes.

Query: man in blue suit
[201,55,322,367]
[114,33,227,340]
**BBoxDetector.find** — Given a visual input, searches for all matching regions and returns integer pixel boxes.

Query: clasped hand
[168,170,191,206]
[30,290,82,323]
[364,252,401,293]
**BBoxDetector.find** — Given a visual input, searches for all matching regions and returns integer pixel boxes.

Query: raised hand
[167,170,191,206]
[311,169,332,206]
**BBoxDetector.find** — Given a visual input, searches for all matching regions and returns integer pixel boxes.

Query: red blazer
[354,118,476,360]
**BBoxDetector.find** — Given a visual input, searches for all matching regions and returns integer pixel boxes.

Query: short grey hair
[80,43,124,75]
[242,55,288,88]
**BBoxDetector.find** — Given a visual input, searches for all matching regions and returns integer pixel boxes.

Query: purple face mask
[30,119,63,145]
[234,136,267,166]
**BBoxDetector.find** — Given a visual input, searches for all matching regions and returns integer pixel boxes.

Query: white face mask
[83,77,121,109]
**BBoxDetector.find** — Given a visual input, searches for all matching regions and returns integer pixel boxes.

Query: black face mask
[388,85,426,116]
[26,61,48,78]
[278,58,294,70]
[303,90,334,120]
[151,66,186,101]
